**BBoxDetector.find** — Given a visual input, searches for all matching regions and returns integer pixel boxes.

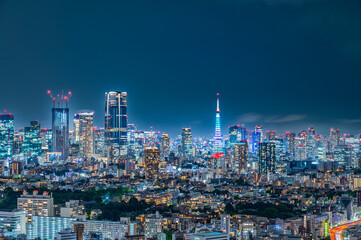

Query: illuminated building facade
[17,190,54,222]
[74,112,94,159]
[22,121,42,157]
[0,209,26,237]
[144,147,160,181]
[0,113,14,159]
[160,133,170,159]
[181,128,193,157]
[286,132,296,159]
[52,107,70,160]
[258,142,276,174]
[232,142,248,174]
[105,91,127,160]
[26,216,75,240]
[228,125,239,147]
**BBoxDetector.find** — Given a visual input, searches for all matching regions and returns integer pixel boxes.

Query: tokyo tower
[212,93,225,158]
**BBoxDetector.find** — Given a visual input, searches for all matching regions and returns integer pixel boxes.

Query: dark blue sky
[1,0,361,137]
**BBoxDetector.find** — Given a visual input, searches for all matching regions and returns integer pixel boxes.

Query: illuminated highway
[330,219,361,240]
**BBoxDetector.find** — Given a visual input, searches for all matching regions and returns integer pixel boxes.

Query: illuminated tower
[144,147,160,181]
[48,91,71,160]
[181,128,192,157]
[105,91,128,160]
[0,111,14,158]
[212,93,224,158]
[160,133,170,159]
[74,112,94,159]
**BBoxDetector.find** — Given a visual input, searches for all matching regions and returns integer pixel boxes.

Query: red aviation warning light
[48,90,72,107]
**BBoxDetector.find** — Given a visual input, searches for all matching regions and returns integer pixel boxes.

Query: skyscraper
[22,121,42,157]
[212,93,224,158]
[160,133,170,159]
[0,112,14,159]
[52,107,69,160]
[286,132,296,159]
[329,128,340,150]
[49,90,71,160]
[105,91,128,161]
[144,147,160,181]
[74,113,94,159]
[258,142,276,174]
[228,125,239,146]
[181,128,192,157]
[232,142,248,174]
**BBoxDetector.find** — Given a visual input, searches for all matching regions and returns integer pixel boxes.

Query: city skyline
[1,0,361,136]
[0,89,360,138]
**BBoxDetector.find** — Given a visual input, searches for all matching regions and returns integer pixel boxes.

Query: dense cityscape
[0,90,360,240]
[2,0,361,240]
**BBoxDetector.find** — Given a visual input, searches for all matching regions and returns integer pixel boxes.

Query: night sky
[1,0,361,137]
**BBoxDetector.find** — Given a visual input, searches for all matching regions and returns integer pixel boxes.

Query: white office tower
[0,209,26,237]
[220,214,230,234]
[56,228,76,240]
[145,211,163,239]
[190,232,229,240]
[17,190,54,222]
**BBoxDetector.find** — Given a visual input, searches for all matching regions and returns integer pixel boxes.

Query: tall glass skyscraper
[74,112,94,159]
[105,91,127,160]
[23,121,42,157]
[52,107,69,160]
[0,113,14,159]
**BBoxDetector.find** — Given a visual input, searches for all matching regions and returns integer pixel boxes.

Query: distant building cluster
[0,91,361,239]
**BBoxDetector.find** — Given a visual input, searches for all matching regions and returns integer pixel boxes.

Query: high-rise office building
[286,132,296,159]
[181,128,193,157]
[22,121,42,157]
[241,126,247,141]
[144,147,160,181]
[258,142,276,174]
[232,142,248,174]
[0,112,14,159]
[160,133,170,159]
[105,91,127,160]
[74,113,94,159]
[229,125,239,146]
[49,90,72,161]
[334,145,352,169]
[329,128,340,150]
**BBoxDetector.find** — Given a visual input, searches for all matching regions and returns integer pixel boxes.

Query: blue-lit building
[241,127,247,141]
[0,113,14,159]
[228,125,239,147]
[26,216,76,240]
[52,107,69,160]
[22,121,42,157]
[105,91,128,160]
[252,131,261,154]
